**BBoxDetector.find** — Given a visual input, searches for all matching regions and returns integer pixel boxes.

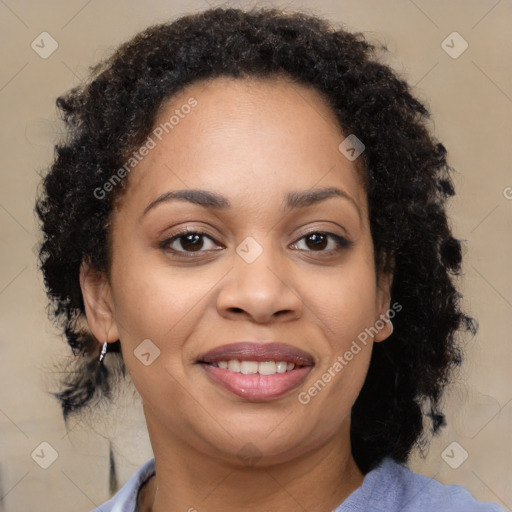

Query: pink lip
[197,342,314,366]
[197,342,314,401]
[200,364,312,401]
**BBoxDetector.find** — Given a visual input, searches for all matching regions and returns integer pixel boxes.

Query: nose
[215,242,303,324]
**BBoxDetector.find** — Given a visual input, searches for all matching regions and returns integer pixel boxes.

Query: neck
[139,416,365,512]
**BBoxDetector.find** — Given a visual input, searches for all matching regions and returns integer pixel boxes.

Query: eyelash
[159,228,353,257]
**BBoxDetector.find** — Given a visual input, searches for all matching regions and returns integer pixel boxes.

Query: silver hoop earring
[99,341,108,363]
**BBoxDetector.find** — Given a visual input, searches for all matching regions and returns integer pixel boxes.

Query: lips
[196,342,314,401]
[197,342,315,366]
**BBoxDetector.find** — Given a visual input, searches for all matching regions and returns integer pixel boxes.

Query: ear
[374,254,394,343]
[79,259,120,346]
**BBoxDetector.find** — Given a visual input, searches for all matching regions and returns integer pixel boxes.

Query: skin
[80,75,393,512]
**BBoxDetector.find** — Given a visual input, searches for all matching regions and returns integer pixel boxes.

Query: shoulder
[91,458,156,512]
[336,457,504,512]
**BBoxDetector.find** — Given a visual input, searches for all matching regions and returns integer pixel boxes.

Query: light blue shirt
[93,456,504,511]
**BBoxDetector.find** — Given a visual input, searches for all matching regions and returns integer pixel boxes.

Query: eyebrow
[141,186,361,219]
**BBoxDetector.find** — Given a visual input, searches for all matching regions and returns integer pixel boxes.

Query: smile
[211,360,297,375]
[197,342,314,401]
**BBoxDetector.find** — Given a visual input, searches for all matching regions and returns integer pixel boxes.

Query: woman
[35,6,504,512]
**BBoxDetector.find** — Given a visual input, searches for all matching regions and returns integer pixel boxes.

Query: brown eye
[179,233,204,252]
[292,232,352,253]
[304,233,328,250]
[160,230,221,254]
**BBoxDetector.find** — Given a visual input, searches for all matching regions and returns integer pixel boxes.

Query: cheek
[109,257,204,411]
[306,255,378,347]
[298,249,378,407]
[111,251,209,339]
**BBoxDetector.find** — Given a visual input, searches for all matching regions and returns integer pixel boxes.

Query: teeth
[276,361,287,373]
[240,361,259,374]
[258,361,276,375]
[227,360,241,372]
[214,360,297,375]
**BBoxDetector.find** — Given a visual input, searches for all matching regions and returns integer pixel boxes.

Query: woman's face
[82,75,392,465]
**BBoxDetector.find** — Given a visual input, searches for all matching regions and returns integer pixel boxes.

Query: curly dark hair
[35,6,476,474]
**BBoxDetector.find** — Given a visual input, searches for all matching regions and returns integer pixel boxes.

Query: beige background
[0,0,511,510]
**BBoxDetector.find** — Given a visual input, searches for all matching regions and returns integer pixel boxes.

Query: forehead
[114,74,367,216]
